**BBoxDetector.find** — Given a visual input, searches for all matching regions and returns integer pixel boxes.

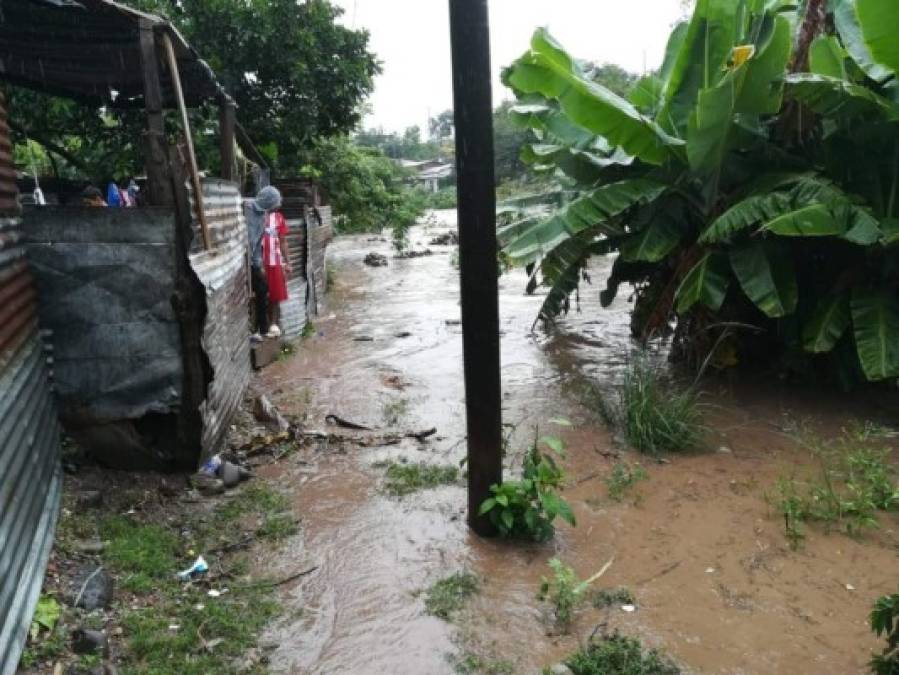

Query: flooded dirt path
[256,212,899,674]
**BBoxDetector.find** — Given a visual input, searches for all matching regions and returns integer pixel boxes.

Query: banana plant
[501,0,899,382]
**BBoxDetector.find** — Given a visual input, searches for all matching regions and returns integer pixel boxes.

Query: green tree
[493,100,531,184]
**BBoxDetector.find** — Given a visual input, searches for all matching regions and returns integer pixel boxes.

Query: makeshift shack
[0,0,261,471]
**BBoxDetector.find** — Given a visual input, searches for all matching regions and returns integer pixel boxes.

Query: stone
[253,395,290,432]
[71,567,114,610]
[73,539,106,555]
[549,665,574,675]
[220,461,241,488]
[71,628,109,656]
[191,473,226,496]
[363,252,388,267]
[77,490,103,508]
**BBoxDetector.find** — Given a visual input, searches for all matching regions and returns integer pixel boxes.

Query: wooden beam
[161,31,210,251]
[234,121,269,170]
[448,0,502,536]
[219,98,237,182]
[139,20,173,206]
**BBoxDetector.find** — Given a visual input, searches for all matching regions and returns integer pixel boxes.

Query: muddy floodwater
[255,211,898,674]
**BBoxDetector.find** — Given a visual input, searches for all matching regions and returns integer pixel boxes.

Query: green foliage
[870,589,899,675]
[101,516,180,593]
[425,187,458,210]
[620,358,704,455]
[381,397,410,426]
[382,460,459,496]
[772,433,899,545]
[592,586,636,609]
[29,595,61,641]
[423,572,479,620]
[301,136,424,246]
[451,652,515,675]
[606,462,648,502]
[562,633,681,675]
[537,558,589,632]
[478,435,575,541]
[501,1,899,384]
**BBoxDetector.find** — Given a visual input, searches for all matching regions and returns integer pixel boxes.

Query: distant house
[398,158,454,192]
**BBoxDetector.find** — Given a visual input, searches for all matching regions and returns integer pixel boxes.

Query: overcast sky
[332,0,686,134]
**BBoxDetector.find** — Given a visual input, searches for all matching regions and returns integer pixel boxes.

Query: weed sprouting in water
[423,571,479,620]
[479,432,575,541]
[771,432,899,546]
[382,459,459,496]
[620,357,704,455]
[592,586,636,609]
[606,461,648,502]
[382,397,410,426]
[556,632,681,675]
[537,558,590,633]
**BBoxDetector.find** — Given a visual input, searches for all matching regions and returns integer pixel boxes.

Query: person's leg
[252,266,270,334]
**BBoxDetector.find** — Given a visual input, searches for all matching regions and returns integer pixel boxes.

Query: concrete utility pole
[448,0,502,536]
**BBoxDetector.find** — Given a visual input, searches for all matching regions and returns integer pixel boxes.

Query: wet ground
[255,211,899,675]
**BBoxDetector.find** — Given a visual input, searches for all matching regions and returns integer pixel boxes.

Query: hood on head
[254,186,282,212]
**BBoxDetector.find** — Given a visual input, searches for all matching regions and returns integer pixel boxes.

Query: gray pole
[448,0,502,535]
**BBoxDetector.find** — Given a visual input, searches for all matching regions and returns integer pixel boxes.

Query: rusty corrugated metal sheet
[0,92,62,675]
[306,206,333,318]
[188,178,251,460]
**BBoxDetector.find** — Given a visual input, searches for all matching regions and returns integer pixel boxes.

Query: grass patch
[382,460,459,496]
[301,321,316,339]
[424,572,479,620]
[620,357,704,455]
[772,431,899,547]
[101,516,180,593]
[450,652,514,674]
[606,462,648,502]
[560,633,681,675]
[592,586,636,609]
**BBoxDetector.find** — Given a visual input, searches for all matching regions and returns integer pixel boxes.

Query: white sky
[332,0,686,133]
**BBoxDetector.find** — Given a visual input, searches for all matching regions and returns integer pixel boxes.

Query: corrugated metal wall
[305,206,333,318]
[188,179,251,460]
[0,92,62,675]
[274,180,309,340]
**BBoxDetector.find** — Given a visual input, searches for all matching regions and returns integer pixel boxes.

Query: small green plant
[382,397,409,426]
[451,652,514,675]
[774,477,807,549]
[277,341,297,361]
[478,435,575,541]
[606,462,648,502]
[423,572,479,620]
[592,586,636,609]
[538,558,590,633]
[383,460,459,496]
[870,589,899,675]
[560,632,681,675]
[301,321,316,339]
[620,357,704,454]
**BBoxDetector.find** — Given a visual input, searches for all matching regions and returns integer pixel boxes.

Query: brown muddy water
[255,211,899,675]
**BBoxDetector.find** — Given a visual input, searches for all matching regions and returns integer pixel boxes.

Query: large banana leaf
[729,240,798,318]
[856,0,899,77]
[735,14,792,114]
[505,29,684,165]
[851,289,899,380]
[675,252,731,312]
[657,0,744,132]
[809,36,848,79]
[620,201,686,263]
[785,73,899,122]
[501,179,667,263]
[538,236,618,322]
[802,291,851,353]
[833,0,894,82]
[763,201,882,243]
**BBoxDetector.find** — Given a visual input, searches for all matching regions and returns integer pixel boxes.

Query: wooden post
[161,32,211,250]
[448,0,502,536]
[139,20,173,206]
[219,98,237,182]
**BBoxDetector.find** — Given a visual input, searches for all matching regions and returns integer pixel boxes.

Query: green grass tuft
[383,460,459,496]
[423,572,479,620]
[563,633,680,675]
[101,516,180,593]
[620,357,704,454]
[606,462,648,502]
[592,587,636,609]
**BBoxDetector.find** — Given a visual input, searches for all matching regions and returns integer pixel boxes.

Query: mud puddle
[257,210,899,674]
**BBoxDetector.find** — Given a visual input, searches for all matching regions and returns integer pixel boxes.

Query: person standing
[262,205,291,334]
[244,186,283,340]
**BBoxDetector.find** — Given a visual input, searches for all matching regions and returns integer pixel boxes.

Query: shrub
[423,572,479,620]
[562,633,680,675]
[871,590,899,675]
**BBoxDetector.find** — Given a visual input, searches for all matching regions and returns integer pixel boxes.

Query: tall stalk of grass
[620,356,704,454]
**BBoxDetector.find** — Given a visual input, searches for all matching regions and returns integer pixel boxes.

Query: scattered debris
[73,540,106,555]
[77,490,103,508]
[177,555,209,581]
[429,231,458,246]
[395,249,433,259]
[364,252,389,267]
[71,567,113,610]
[191,472,226,496]
[325,414,374,431]
[393,331,412,339]
[253,395,291,432]
[445,319,461,326]
[353,335,374,342]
